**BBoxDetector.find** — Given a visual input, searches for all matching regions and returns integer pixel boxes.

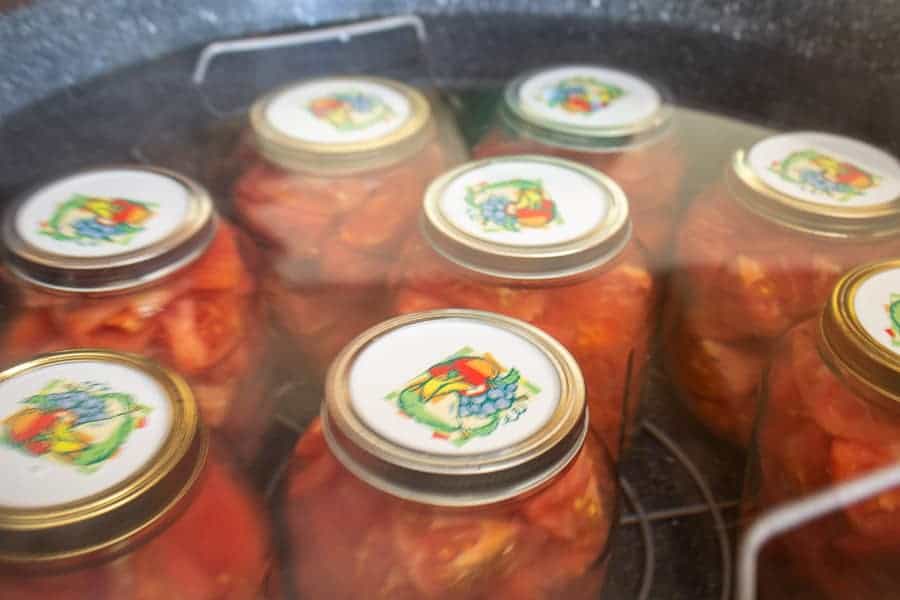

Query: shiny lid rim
[501,64,674,148]
[0,350,206,566]
[322,309,588,507]
[250,76,432,173]
[729,149,900,239]
[820,259,900,405]
[422,155,632,280]
[2,165,217,293]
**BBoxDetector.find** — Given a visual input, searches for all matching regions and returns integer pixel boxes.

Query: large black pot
[2,0,899,192]
[1,3,897,599]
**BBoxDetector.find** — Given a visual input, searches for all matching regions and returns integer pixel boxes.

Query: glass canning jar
[664,132,900,446]
[282,310,617,600]
[387,155,658,456]
[0,350,270,600]
[0,166,268,461]
[232,76,464,375]
[744,260,900,598]
[471,64,684,262]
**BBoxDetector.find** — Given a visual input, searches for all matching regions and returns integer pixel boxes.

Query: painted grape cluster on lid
[0,358,173,510]
[746,132,900,208]
[347,317,561,456]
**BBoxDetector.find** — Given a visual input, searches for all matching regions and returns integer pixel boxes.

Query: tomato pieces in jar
[286,419,614,600]
[745,260,900,599]
[1,223,263,441]
[389,155,657,455]
[0,166,267,458]
[232,76,460,375]
[666,132,900,446]
[0,455,269,600]
[0,352,271,600]
[281,310,616,600]
[391,236,655,455]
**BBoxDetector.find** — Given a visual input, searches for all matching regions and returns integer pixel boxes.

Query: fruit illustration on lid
[769,149,880,201]
[307,91,394,131]
[39,195,156,246]
[885,293,900,347]
[1,380,150,472]
[466,179,561,232]
[541,76,625,114]
[388,349,538,446]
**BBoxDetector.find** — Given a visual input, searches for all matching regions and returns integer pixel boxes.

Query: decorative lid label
[746,133,900,208]
[348,317,560,456]
[15,169,190,259]
[465,178,562,232]
[0,360,173,509]
[438,158,611,247]
[853,266,900,356]
[265,79,412,144]
[516,65,661,130]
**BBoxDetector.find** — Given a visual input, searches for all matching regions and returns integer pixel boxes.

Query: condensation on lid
[423,155,631,280]
[500,65,673,148]
[323,310,587,506]
[249,76,433,175]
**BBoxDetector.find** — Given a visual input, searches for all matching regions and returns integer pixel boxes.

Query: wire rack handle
[191,14,429,85]
[736,461,900,600]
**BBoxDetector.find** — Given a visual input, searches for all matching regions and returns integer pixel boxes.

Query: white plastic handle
[192,14,428,85]
[737,460,900,599]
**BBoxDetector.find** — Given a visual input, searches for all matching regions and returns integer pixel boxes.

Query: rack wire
[606,414,738,600]
[736,461,900,600]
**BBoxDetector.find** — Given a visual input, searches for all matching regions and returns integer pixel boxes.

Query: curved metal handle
[192,14,428,85]
[737,461,900,600]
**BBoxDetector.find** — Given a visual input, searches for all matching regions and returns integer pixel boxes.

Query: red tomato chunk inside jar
[388,155,658,455]
[1,222,263,437]
[390,235,656,455]
[0,166,267,456]
[286,418,615,600]
[666,132,900,446]
[0,451,270,600]
[746,260,900,599]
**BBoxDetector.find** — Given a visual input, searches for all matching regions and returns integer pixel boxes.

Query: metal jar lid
[2,165,217,294]
[500,64,675,152]
[421,155,631,281]
[0,349,206,568]
[322,309,588,507]
[249,76,433,176]
[820,259,900,406]
[728,132,900,239]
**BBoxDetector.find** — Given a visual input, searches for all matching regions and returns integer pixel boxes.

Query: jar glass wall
[232,76,465,375]
[0,167,269,461]
[743,260,900,598]
[665,133,900,446]
[471,65,684,262]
